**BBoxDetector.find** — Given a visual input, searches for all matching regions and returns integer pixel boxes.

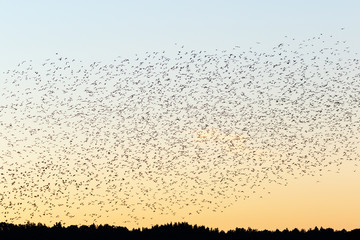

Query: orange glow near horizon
[1,128,359,231]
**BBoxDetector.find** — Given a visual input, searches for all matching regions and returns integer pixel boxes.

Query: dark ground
[0,222,359,240]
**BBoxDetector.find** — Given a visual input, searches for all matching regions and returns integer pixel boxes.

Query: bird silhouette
[0,32,359,226]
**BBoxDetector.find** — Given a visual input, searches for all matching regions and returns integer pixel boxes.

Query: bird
[0,32,359,227]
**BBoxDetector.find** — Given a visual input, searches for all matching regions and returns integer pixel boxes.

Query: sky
[0,0,360,231]
[1,0,360,69]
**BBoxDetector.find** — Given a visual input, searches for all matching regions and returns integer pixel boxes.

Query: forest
[0,222,359,240]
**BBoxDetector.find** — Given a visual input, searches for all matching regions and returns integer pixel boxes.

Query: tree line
[0,221,359,240]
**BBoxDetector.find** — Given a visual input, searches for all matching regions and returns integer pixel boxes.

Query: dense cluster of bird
[0,31,359,226]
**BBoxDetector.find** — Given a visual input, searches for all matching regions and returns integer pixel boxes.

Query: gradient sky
[1,0,360,70]
[1,0,360,231]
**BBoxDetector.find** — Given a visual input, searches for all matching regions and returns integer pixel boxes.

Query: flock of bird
[0,31,359,226]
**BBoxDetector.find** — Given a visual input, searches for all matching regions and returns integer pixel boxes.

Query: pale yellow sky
[1,128,359,230]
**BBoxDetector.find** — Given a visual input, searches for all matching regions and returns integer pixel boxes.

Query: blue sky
[1,0,360,71]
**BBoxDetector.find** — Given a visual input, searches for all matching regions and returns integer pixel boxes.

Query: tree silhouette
[0,221,358,240]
